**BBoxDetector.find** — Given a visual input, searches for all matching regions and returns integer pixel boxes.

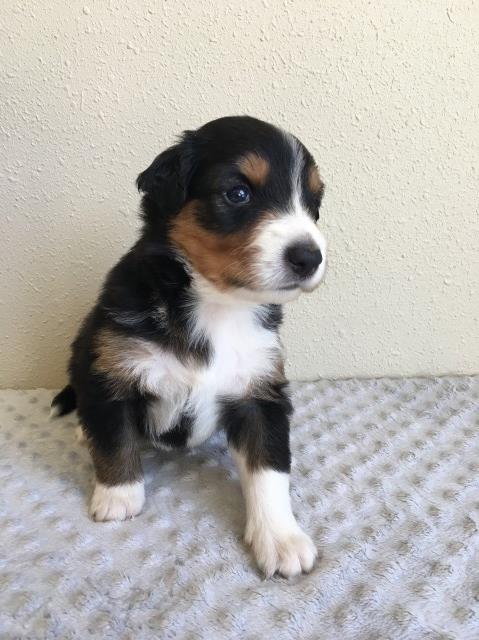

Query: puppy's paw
[246,524,317,578]
[89,482,145,522]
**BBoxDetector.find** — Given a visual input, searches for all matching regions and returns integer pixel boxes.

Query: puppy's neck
[192,273,262,311]
[191,271,301,309]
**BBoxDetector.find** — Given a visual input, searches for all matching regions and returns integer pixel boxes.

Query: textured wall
[1,1,478,388]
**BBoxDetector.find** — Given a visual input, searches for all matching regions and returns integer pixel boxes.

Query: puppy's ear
[136,131,197,215]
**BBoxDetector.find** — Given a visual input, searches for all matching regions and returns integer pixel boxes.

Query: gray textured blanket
[1,377,478,639]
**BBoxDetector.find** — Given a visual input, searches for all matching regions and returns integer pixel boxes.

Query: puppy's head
[137,116,326,304]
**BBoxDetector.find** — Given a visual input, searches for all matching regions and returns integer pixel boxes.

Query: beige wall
[1,1,478,388]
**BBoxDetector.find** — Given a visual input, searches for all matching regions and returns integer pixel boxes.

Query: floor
[1,376,478,639]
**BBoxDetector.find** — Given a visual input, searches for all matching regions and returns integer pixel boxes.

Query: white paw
[246,523,317,578]
[89,481,145,522]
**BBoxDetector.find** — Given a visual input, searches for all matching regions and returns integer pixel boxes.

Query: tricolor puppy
[52,116,327,578]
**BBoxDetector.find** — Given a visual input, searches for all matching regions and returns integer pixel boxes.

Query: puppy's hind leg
[82,400,145,522]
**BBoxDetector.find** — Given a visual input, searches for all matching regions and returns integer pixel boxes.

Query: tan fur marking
[308,165,323,194]
[169,201,274,290]
[247,356,286,399]
[94,328,152,391]
[238,152,270,187]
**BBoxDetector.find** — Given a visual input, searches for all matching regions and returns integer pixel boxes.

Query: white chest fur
[141,294,281,447]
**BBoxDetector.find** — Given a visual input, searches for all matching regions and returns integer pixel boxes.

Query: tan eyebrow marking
[308,165,323,195]
[237,152,270,187]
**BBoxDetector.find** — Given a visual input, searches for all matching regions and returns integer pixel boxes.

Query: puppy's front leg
[225,394,317,578]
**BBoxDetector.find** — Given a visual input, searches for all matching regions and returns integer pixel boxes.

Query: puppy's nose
[285,242,322,279]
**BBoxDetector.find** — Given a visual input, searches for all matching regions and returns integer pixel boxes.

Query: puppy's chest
[145,305,281,446]
[200,305,279,387]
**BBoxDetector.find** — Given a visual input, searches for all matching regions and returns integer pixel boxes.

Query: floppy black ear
[136,131,197,216]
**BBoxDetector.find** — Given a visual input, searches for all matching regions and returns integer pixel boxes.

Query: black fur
[137,130,198,228]
[51,384,76,416]
[156,413,192,449]
[222,383,293,472]
[257,304,283,332]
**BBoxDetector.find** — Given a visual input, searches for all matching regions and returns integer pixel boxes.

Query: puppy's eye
[224,185,250,205]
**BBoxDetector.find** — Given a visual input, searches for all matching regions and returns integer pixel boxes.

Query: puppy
[52,116,327,578]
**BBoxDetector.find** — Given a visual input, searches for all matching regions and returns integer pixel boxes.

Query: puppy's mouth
[278,284,299,291]
[276,264,327,294]
[278,278,325,292]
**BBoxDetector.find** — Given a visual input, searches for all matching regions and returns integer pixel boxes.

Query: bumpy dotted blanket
[1,377,479,639]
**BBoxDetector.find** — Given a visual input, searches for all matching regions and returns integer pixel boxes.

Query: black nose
[285,243,322,279]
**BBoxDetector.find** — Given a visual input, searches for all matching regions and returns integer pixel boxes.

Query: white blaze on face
[251,134,327,295]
